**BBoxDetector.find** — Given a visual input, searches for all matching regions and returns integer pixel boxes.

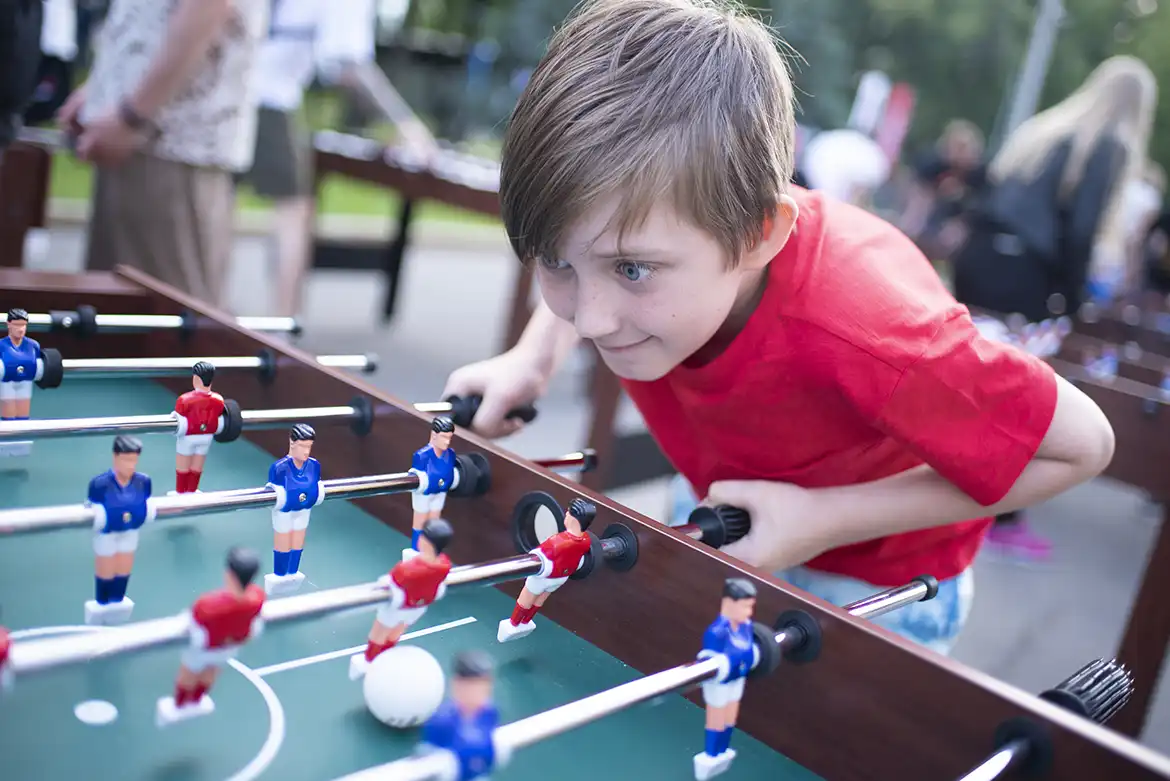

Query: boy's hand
[704,480,833,572]
[441,349,549,439]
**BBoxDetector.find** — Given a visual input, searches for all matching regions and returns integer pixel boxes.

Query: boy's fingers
[705,480,758,509]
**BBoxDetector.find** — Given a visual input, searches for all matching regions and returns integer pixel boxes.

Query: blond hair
[988,56,1157,264]
[499,0,797,267]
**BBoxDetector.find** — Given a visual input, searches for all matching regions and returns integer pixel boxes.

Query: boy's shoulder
[771,189,966,366]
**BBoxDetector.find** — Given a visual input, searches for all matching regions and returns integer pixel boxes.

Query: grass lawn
[48,153,499,226]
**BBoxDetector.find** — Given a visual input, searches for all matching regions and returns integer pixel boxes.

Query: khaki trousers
[85,152,235,306]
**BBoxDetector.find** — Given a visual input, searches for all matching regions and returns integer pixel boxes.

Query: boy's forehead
[562,196,693,258]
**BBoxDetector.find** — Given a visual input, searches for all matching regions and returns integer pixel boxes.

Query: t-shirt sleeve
[868,313,1058,505]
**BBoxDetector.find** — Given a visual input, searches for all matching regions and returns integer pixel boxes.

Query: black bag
[0,0,45,149]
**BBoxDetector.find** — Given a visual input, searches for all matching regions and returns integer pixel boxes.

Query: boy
[442,0,1114,655]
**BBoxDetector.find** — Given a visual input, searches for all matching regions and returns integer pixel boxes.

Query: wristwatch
[118,100,161,140]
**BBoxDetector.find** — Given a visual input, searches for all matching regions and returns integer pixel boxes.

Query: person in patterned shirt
[57,0,268,305]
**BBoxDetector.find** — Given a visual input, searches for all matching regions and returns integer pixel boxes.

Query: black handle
[444,394,538,429]
[687,504,751,549]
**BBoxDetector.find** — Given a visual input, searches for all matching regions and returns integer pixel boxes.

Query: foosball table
[0,266,1168,781]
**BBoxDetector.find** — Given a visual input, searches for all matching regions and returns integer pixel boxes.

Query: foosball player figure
[0,623,12,692]
[170,361,226,494]
[85,435,157,625]
[497,497,595,643]
[349,518,453,680]
[693,578,758,781]
[157,547,265,727]
[417,650,505,781]
[404,416,457,561]
[264,424,324,595]
[0,308,44,458]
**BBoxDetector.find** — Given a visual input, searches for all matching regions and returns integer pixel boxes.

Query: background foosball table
[1,266,1169,781]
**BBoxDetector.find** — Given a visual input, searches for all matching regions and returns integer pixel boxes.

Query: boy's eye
[617,261,653,282]
[539,256,570,271]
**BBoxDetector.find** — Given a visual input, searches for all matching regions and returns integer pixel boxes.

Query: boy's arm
[126,0,237,121]
[814,374,1113,550]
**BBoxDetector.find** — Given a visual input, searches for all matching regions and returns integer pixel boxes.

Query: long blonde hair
[988,56,1157,266]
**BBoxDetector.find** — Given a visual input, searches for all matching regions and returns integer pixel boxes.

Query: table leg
[581,349,623,494]
[1113,504,1170,738]
[0,141,52,268]
[381,197,415,321]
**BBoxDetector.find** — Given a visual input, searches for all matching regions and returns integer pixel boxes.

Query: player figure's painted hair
[192,361,216,385]
[227,547,261,586]
[113,435,144,454]
[499,0,798,270]
[723,577,756,601]
[6,308,28,323]
[452,649,495,679]
[567,497,597,530]
[289,423,316,441]
[432,416,455,434]
[421,518,454,553]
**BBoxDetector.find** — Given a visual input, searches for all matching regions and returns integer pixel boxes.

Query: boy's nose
[572,289,622,342]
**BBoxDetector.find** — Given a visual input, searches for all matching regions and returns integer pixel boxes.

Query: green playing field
[0,378,821,781]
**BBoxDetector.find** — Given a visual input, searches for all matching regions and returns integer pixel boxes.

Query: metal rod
[332,580,935,781]
[0,406,361,443]
[0,311,300,335]
[954,741,1029,781]
[0,472,420,536]
[0,445,594,534]
[531,449,595,474]
[58,354,372,379]
[8,551,544,676]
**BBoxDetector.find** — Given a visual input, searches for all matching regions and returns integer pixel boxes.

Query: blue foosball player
[264,424,325,595]
[0,308,45,457]
[416,650,510,780]
[405,416,458,561]
[694,577,760,780]
[85,435,158,626]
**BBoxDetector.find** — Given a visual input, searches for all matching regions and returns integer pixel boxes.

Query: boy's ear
[744,195,798,270]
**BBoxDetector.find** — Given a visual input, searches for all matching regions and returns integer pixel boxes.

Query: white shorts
[701,677,745,708]
[272,508,311,533]
[181,644,241,674]
[376,602,428,628]
[524,573,569,596]
[0,380,32,401]
[93,529,140,557]
[411,491,447,514]
[176,433,214,457]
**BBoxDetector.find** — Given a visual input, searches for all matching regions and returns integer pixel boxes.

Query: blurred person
[23,0,77,127]
[952,56,1157,322]
[799,126,890,207]
[57,0,269,304]
[1123,161,1164,274]
[950,56,1156,562]
[0,0,44,156]
[900,120,987,259]
[237,0,438,318]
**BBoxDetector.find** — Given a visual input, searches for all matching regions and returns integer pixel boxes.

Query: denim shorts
[667,474,974,655]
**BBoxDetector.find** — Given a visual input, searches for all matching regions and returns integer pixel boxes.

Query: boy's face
[289,438,313,461]
[538,196,796,381]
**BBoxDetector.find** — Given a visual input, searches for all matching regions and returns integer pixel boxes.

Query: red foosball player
[0,624,12,692]
[156,547,265,728]
[497,498,595,643]
[170,361,226,494]
[349,518,453,681]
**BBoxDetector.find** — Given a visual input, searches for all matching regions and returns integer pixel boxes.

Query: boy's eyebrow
[591,246,669,260]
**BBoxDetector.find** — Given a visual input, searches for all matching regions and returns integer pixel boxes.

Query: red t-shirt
[621,189,1058,586]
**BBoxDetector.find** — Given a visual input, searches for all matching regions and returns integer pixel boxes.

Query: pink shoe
[986,518,1052,562]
